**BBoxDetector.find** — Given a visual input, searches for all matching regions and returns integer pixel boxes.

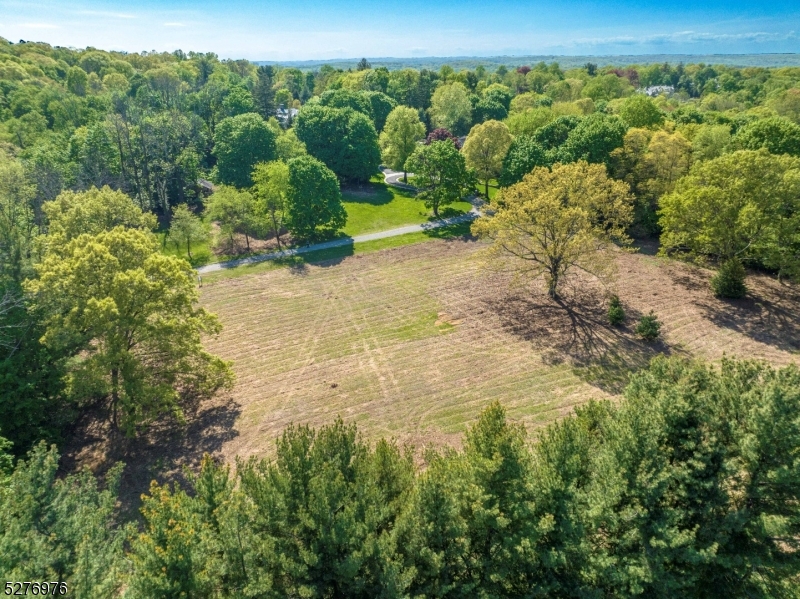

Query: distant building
[197,179,215,196]
[276,107,299,126]
[641,85,675,97]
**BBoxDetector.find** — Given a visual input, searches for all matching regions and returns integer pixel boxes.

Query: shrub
[636,311,661,340]
[608,295,625,325]
[711,258,747,298]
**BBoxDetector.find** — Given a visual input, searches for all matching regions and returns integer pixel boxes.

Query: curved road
[196,169,481,275]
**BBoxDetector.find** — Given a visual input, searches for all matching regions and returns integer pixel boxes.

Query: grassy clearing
[198,238,800,465]
[159,178,471,267]
[342,180,471,236]
[202,221,472,283]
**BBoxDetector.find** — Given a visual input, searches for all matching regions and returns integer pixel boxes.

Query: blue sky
[1,0,798,60]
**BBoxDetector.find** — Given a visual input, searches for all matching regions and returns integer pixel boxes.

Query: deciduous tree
[429,82,473,135]
[213,113,277,187]
[379,106,426,182]
[206,185,260,252]
[462,120,513,197]
[472,161,633,297]
[25,227,233,435]
[252,160,290,249]
[405,140,474,218]
[286,155,347,241]
[659,149,800,280]
[168,203,209,260]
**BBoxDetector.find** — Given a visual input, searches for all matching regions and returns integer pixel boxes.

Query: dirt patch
[212,228,295,258]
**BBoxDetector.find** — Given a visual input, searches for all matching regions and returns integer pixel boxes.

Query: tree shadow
[341,182,395,206]
[60,396,242,520]
[422,220,476,241]
[663,264,800,354]
[488,280,682,394]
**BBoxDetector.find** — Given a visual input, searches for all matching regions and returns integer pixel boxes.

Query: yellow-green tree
[252,160,290,249]
[25,227,233,436]
[168,204,209,261]
[379,106,426,182]
[462,120,513,197]
[659,149,800,280]
[472,161,633,297]
[43,186,157,251]
[428,82,473,135]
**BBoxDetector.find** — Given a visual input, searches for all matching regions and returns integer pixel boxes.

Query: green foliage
[0,442,126,596]
[206,185,260,251]
[429,82,473,135]
[43,186,157,250]
[25,227,233,436]
[532,114,581,150]
[635,311,661,340]
[607,294,625,325]
[379,105,426,178]
[659,149,800,279]
[168,203,209,260]
[462,119,512,196]
[286,155,347,242]
[213,112,277,188]
[734,116,800,156]
[581,73,634,101]
[405,140,475,217]
[4,354,800,596]
[558,113,628,166]
[252,65,277,120]
[251,160,290,249]
[619,94,664,128]
[498,135,549,187]
[294,104,381,182]
[711,258,748,298]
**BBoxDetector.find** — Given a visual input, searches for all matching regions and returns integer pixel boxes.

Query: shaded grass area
[342,180,471,236]
[202,221,473,283]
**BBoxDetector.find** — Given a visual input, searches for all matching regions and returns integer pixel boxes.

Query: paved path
[197,170,481,274]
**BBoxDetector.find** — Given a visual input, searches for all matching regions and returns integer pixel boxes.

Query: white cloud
[19,22,59,29]
[77,10,136,19]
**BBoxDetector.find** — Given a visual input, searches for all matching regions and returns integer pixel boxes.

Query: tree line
[2,356,799,597]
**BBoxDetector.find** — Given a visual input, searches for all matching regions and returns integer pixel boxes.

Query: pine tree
[253,65,277,120]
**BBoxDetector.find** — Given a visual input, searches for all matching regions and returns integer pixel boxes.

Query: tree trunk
[187,237,192,260]
[111,368,120,430]
[403,170,407,183]
[485,179,489,198]
[271,211,281,250]
[245,232,251,252]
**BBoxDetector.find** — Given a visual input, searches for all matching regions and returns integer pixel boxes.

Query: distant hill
[259,53,800,71]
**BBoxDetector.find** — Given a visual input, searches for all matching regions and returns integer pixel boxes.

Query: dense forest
[1,36,800,595]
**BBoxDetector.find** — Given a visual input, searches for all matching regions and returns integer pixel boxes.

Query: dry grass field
[198,236,800,463]
[65,235,800,510]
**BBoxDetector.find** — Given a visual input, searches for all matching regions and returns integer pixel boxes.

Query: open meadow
[187,236,800,466]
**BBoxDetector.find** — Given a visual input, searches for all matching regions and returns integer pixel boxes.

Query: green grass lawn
[342,180,472,237]
[162,177,472,268]
[203,221,473,282]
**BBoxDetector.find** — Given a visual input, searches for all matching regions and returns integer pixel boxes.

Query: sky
[1,0,799,61]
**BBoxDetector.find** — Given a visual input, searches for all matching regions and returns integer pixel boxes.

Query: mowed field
[199,237,800,463]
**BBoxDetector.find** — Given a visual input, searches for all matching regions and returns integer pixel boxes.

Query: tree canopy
[405,140,474,218]
[213,112,277,188]
[462,120,513,197]
[285,155,347,241]
[294,104,381,182]
[379,106,426,181]
[472,161,633,297]
[24,226,233,435]
[659,149,800,280]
